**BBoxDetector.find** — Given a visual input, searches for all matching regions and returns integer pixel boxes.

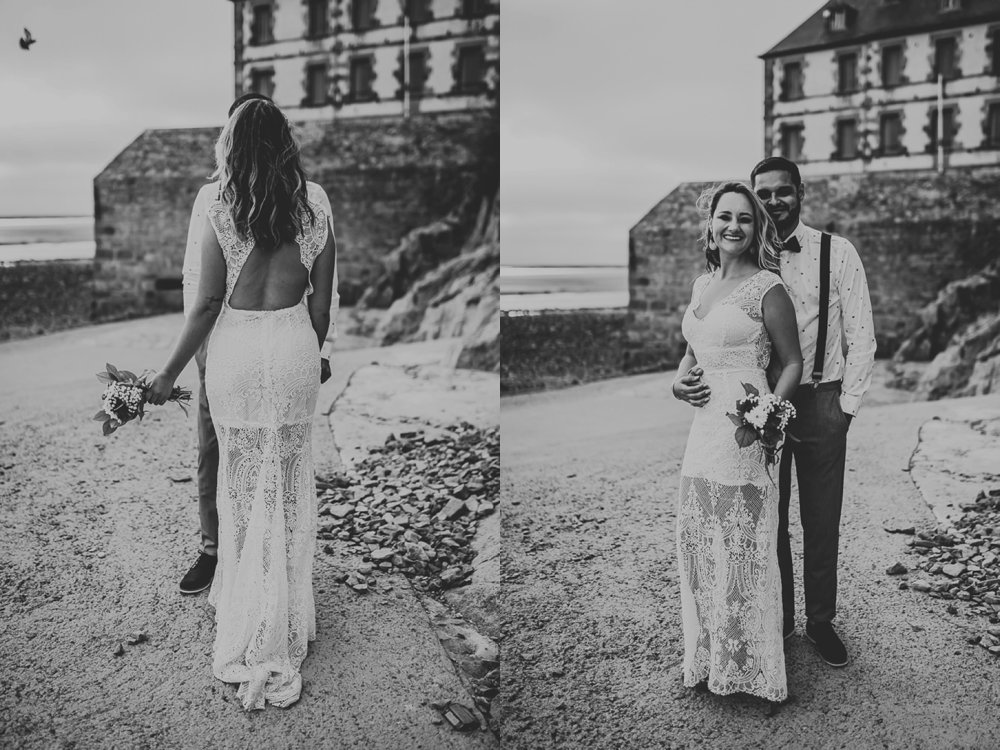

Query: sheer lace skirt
[675,368,786,702]
[205,303,319,711]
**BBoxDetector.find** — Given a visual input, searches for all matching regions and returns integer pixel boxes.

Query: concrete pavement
[499,371,1000,750]
[0,313,499,750]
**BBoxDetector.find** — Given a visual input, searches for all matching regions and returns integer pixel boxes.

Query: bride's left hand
[145,372,176,405]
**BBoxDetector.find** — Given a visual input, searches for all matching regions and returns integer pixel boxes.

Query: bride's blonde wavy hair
[212,98,316,247]
[696,182,782,274]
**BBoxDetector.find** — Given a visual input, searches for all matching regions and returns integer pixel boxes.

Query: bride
[146,98,336,710]
[671,182,802,704]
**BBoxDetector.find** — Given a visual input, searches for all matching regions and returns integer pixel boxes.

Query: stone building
[763,0,1000,175]
[230,0,499,120]
[626,0,1000,375]
[89,1,499,325]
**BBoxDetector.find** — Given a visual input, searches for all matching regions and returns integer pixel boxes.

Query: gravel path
[499,373,1000,750]
[0,315,498,749]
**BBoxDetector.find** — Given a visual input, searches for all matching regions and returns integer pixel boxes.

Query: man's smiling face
[752,169,803,239]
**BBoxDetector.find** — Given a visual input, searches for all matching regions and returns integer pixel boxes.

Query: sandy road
[499,373,1000,750]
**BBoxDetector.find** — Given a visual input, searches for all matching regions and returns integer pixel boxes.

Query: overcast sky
[501,0,814,267]
[0,0,232,217]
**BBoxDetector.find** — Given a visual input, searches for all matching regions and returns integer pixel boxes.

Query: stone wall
[500,310,628,394]
[93,110,498,319]
[628,166,1000,373]
[0,261,95,341]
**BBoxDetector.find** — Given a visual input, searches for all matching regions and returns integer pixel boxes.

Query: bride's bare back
[228,236,319,311]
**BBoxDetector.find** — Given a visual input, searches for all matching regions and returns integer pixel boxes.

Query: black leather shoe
[805,622,848,667]
[783,619,795,640]
[179,553,217,595]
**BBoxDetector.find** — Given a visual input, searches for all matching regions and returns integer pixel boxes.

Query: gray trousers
[777,381,849,626]
[194,339,219,557]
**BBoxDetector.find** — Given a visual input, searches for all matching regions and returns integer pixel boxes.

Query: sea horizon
[0,216,96,263]
[501,264,628,312]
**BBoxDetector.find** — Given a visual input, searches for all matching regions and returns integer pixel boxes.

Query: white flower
[746,405,769,430]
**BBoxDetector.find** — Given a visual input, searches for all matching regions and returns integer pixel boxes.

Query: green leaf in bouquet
[734,424,758,448]
[119,370,138,382]
[102,419,117,436]
[93,410,110,422]
[106,363,122,382]
[742,382,760,398]
[96,371,114,384]
[726,412,743,427]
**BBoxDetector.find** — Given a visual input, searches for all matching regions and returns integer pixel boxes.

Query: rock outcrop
[894,258,1000,399]
[373,195,499,371]
[894,260,1000,362]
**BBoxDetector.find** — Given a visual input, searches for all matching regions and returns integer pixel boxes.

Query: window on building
[881,44,903,87]
[879,112,904,155]
[831,9,848,31]
[308,0,329,36]
[781,61,804,101]
[986,102,1000,148]
[349,56,375,100]
[461,0,489,17]
[456,45,486,94]
[306,64,328,105]
[939,0,961,11]
[352,0,377,31]
[991,29,1000,76]
[933,36,958,79]
[250,69,275,98]
[836,118,858,159]
[404,0,433,24]
[406,51,429,96]
[250,3,274,45]
[780,123,805,161]
[837,52,858,94]
[928,106,957,150]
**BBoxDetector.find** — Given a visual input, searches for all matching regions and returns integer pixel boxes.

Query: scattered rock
[315,423,499,593]
[886,562,908,576]
[125,631,147,646]
[111,642,124,657]
[884,526,916,535]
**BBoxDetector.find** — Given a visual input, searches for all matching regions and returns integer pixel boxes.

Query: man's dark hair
[750,156,802,188]
[228,92,272,118]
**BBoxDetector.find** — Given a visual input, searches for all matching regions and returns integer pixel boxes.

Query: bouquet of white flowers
[726,382,797,470]
[93,363,191,436]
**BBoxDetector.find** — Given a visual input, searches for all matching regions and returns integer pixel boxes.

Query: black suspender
[812,232,831,385]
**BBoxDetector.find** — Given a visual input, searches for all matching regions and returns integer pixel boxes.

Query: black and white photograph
[501,0,1000,747]
[1,0,499,747]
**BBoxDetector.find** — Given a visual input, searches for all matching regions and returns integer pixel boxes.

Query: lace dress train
[676,269,787,702]
[203,185,329,710]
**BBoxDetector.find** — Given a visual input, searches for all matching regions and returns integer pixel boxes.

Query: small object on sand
[19,28,36,50]
[438,702,479,731]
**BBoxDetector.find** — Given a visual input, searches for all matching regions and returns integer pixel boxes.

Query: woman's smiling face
[711,191,755,259]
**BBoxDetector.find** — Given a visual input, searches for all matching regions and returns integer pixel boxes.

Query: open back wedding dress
[676,268,787,702]
[204,182,329,711]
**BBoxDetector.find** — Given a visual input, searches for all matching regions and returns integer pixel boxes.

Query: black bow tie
[782,236,801,253]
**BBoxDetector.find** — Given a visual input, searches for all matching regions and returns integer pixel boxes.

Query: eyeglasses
[755,186,797,201]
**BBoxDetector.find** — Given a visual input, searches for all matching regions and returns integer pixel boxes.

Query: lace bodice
[682,269,783,373]
[207,185,329,305]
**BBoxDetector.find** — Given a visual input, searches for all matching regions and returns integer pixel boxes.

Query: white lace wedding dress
[676,268,787,702]
[203,184,329,711]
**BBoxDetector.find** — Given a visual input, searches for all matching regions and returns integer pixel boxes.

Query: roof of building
[761,0,1000,59]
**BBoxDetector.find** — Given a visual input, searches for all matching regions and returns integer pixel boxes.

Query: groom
[177,92,340,594]
[750,156,876,667]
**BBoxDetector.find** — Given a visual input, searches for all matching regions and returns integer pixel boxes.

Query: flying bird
[19,28,35,50]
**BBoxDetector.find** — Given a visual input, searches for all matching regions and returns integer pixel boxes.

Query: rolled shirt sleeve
[181,184,214,318]
[837,239,877,416]
[316,186,339,359]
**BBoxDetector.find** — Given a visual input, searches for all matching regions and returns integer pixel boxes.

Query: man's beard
[770,205,800,240]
